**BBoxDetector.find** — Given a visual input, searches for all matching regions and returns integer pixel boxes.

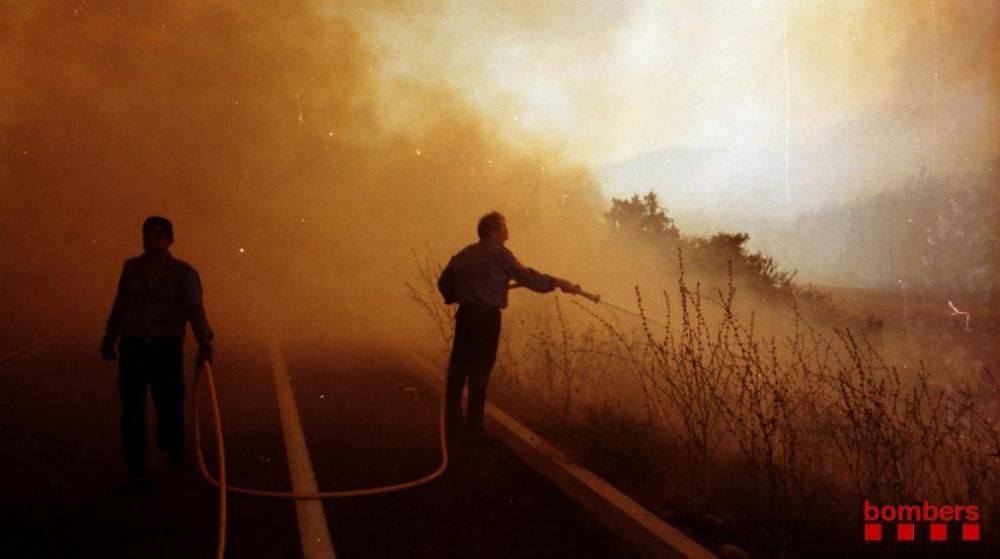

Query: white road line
[17,335,61,362]
[0,333,59,364]
[268,338,337,559]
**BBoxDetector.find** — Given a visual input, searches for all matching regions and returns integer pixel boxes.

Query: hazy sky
[342,0,998,219]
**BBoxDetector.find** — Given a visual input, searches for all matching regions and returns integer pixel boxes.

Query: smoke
[1,1,995,354]
[0,1,619,348]
[342,1,998,221]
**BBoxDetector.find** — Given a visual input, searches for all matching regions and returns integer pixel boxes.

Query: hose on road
[189,291,646,559]
[192,358,449,559]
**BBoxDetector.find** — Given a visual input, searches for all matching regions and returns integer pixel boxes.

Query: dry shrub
[409,250,999,558]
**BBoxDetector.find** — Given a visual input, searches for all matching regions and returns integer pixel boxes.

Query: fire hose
[192,359,449,559]
[190,285,660,558]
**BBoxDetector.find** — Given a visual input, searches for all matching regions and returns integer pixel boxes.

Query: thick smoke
[2,1,995,352]
[0,1,609,348]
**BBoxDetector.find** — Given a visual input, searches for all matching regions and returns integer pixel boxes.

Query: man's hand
[195,347,213,367]
[101,335,118,361]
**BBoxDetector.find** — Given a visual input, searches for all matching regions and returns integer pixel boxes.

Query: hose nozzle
[566,283,600,303]
[578,289,600,304]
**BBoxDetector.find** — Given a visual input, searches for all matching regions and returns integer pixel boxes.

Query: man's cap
[143,216,173,240]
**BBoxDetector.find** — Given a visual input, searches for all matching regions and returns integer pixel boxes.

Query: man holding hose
[438,211,580,443]
[101,216,214,492]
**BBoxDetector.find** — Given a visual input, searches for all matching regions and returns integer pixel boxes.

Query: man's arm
[101,262,128,360]
[501,248,571,294]
[181,266,214,365]
[501,248,580,295]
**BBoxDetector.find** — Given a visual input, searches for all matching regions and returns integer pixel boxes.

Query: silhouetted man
[438,211,578,442]
[101,216,213,491]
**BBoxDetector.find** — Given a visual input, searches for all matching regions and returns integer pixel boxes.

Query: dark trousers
[118,336,184,475]
[446,304,502,436]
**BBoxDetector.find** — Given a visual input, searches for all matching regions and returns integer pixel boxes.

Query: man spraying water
[437,211,584,444]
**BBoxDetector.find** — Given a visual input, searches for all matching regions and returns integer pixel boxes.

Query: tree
[604,192,680,242]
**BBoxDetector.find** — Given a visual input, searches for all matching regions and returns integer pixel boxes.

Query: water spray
[511,282,670,327]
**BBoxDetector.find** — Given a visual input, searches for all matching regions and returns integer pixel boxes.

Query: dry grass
[410,250,1000,558]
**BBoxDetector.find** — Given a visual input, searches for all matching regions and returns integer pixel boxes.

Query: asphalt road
[1,329,635,558]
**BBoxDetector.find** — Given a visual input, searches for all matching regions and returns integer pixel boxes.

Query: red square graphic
[864,523,882,542]
[896,524,915,541]
[962,524,980,542]
[930,523,948,541]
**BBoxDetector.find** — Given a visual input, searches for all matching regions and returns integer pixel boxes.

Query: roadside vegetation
[409,192,999,559]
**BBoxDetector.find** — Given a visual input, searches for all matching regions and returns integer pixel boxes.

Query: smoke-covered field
[2,2,997,558]
[412,269,999,558]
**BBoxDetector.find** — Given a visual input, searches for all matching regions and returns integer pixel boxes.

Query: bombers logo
[864,500,981,542]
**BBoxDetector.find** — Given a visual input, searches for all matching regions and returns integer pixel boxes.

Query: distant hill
[600,146,997,294]
[597,109,993,242]
[752,167,998,293]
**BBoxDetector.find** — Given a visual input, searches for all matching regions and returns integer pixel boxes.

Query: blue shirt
[438,240,556,308]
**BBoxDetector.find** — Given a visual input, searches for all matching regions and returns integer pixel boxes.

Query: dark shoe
[166,450,184,467]
[115,474,148,495]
